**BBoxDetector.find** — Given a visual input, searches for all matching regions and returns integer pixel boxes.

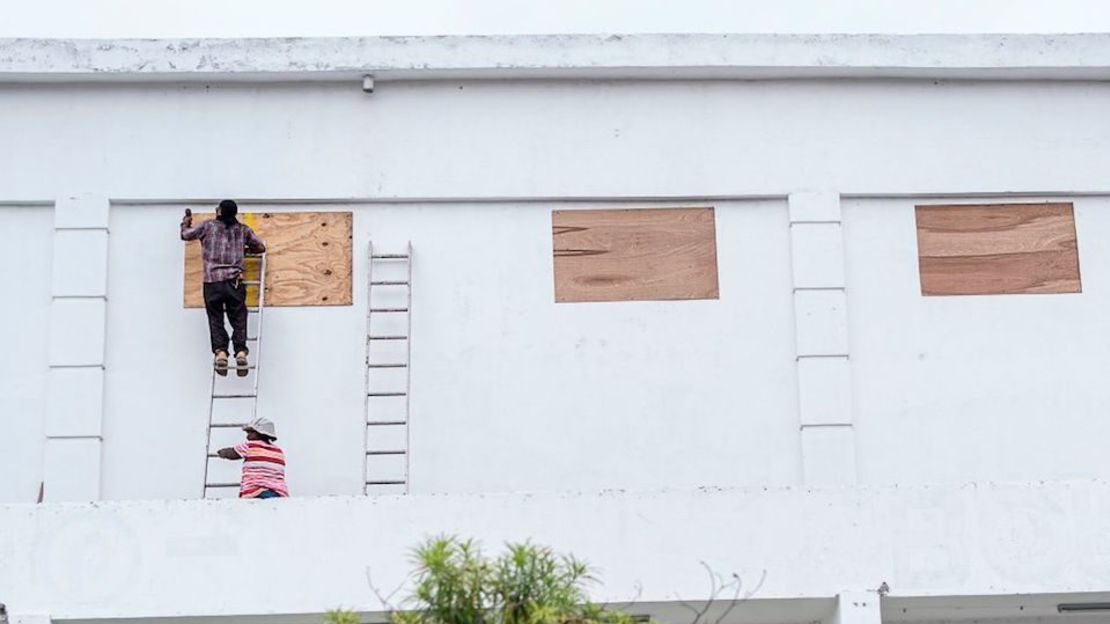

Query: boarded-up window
[552,207,719,303]
[184,211,353,307]
[915,202,1081,296]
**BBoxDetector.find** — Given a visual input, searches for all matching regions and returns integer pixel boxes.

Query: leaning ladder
[202,252,267,497]
[363,241,413,494]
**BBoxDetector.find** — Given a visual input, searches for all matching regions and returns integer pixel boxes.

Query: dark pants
[203,278,249,355]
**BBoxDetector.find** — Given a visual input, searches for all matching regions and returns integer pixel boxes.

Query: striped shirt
[180,219,266,283]
[233,440,289,498]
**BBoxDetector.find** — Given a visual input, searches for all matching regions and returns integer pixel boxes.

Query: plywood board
[184,211,352,307]
[915,202,1081,296]
[552,207,719,303]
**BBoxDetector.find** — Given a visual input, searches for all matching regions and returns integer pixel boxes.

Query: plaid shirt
[181,219,266,283]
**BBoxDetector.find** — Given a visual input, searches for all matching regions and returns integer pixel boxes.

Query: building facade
[3,32,1110,624]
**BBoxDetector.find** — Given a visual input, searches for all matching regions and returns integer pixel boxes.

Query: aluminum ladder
[202,252,267,497]
[363,241,412,494]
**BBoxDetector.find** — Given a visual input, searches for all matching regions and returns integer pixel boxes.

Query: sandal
[214,351,229,377]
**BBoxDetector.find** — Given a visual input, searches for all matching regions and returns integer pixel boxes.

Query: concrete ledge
[2,34,1110,82]
[6,480,1110,619]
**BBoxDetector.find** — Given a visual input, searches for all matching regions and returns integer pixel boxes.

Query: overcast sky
[2,0,1109,38]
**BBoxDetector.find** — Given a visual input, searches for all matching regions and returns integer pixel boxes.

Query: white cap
[242,417,277,441]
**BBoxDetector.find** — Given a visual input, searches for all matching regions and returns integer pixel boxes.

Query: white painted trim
[789,192,856,486]
[43,196,111,502]
[2,34,1110,82]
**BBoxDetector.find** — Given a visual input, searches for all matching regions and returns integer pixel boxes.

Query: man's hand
[217,447,241,460]
[181,208,193,228]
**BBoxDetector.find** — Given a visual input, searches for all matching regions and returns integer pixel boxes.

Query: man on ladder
[216,417,288,499]
[180,200,266,376]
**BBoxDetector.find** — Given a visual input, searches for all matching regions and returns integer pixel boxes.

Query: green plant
[330,538,759,624]
[393,536,639,624]
[325,609,361,624]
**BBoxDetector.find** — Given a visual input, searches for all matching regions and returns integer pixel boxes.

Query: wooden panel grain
[552,207,719,303]
[184,211,353,307]
[915,202,1081,296]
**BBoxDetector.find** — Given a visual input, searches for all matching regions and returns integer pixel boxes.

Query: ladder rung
[371,254,410,259]
[368,335,407,341]
[370,281,409,286]
[245,253,265,257]
[241,280,262,285]
[368,363,407,368]
[367,420,407,426]
[246,337,258,341]
[366,480,407,485]
[205,483,241,488]
[368,392,407,397]
[369,307,408,313]
[366,449,407,455]
[216,365,257,371]
[248,309,261,314]
[207,453,220,458]
[211,422,248,428]
[212,394,256,399]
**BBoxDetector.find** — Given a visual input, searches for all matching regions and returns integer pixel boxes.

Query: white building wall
[844,196,1110,486]
[6,31,1110,624]
[5,480,1110,620]
[1,79,1109,203]
[0,205,53,503]
[0,74,1109,499]
[102,200,799,499]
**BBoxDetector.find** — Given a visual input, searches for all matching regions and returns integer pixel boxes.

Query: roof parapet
[2,33,1110,83]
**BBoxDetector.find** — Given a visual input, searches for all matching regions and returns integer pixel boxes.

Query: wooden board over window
[552,207,719,303]
[915,202,1081,296]
[184,211,353,307]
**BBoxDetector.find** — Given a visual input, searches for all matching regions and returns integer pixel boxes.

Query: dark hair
[218,199,238,216]
[217,199,238,225]
[245,427,276,443]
